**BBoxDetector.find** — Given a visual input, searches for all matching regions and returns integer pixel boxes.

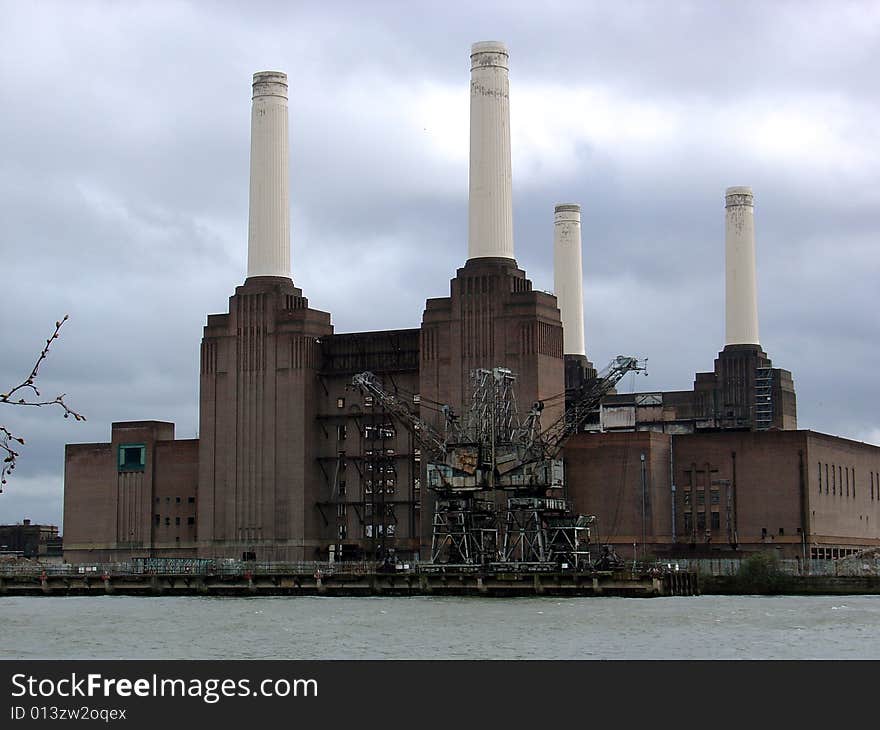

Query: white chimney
[724,186,760,346]
[246,71,291,279]
[467,41,514,261]
[554,204,586,357]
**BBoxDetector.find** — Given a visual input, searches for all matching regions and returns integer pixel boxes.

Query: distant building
[0,519,61,558]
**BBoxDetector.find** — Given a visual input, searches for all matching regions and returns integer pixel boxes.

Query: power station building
[63,43,880,565]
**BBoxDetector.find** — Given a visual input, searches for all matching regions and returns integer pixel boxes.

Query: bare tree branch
[0,315,86,490]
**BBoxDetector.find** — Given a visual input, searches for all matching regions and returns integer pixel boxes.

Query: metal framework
[350,355,646,570]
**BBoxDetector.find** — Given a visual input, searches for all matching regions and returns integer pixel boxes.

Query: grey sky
[1,0,878,528]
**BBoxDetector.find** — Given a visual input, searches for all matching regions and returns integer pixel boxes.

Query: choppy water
[2,595,880,660]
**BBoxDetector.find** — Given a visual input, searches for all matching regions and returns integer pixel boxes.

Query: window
[778,527,784,536]
[118,444,145,472]
[338,524,347,540]
[187,517,195,526]
[413,393,421,404]
[818,462,822,494]
[711,512,720,530]
[364,395,373,407]
[683,490,691,506]
[832,465,836,495]
[154,514,160,526]
[336,503,347,518]
[337,424,347,441]
[339,480,346,496]
[176,496,181,504]
[188,497,195,504]
[826,464,829,494]
[336,397,345,409]
[155,497,160,504]
[697,490,705,506]
[175,517,180,526]
[684,512,692,532]
[697,512,706,531]
[710,489,720,505]
[165,517,170,526]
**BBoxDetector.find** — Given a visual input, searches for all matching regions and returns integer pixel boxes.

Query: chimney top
[471,41,509,69]
[725,186,753,205]
[252,71,288,100]
[554,203,581,215]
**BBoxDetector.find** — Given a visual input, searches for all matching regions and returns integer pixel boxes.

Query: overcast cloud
[1,0,878,529]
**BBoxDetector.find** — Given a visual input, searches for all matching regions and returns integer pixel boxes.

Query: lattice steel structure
[351,356,645,569]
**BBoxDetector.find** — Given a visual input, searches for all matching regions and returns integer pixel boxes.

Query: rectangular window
[165,517,170,526]
[697,490,705,506]
[684,512,692,532]
[118,444,145,472]
[710,489,720,505]
[339,480,346,496]
[175,517,180,526]
[832,464,836,495]
[154,514,160,526]
[364,395,373,407]
[818,462,822,494]
[336,397,345,409]
[337,424,347,441]
[188,496,195,504]
[413,393,421,404]
[338,524,347,540]
[846,468,849,496]
[697,512,706,531]
[826,464,829,494]
[176,496,181,504]
[336,503,347,518]
[852,469,856,498]
[711,512,720,530]
[187,517,195,525]
[683,490,691,506]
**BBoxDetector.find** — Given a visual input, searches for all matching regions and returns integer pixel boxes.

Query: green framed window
[118,443,146,472]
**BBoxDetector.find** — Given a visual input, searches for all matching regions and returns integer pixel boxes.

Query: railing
[0,560,406,579]
[670,556,880,578]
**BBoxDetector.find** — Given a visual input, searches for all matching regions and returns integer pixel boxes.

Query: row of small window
[817,462,860,499]
[336,394,420,409]
[811,547,861,560]
[683,511,721,531]
[335,525,398,539]
[334,424,397,440]
[681,489,720,506]
[154,496,195,504]
[333,479,420,497]
[154,515,195,527]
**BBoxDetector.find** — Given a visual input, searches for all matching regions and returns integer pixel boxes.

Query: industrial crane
[350,355,646,569]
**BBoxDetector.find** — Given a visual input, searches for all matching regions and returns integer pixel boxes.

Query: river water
[2,594,879,660]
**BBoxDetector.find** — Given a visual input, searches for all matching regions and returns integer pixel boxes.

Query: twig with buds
[0,315,86,489]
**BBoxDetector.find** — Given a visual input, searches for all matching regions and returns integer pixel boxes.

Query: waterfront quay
[0,559,697,598]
